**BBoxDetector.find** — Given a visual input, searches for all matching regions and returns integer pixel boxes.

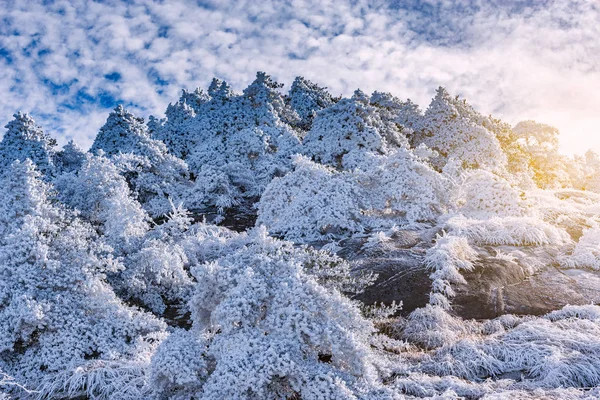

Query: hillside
[1,72,600,399]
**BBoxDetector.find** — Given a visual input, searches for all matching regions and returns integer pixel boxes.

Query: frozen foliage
[403,234,477,349]
[150,228,390,399]
[452,169,532,219]
[415,87,506,172]
[53,139,86,174]
[4,73,600,399]
[561,225,600,270]
[91,106,190,217]
[288,76,336,131]
[0,160,166,398]
[303,89,408,169]
[0,113,56,177]
[154,72,302,211]
[513,120,570,189]
[258,149,449,242]
[444,215,571,247]
[256,155,363,242]
[55,153,150,252]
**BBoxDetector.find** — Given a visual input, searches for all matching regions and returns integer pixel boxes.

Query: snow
[1,73,600,399]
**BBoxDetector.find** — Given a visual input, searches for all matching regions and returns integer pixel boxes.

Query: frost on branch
[0,160,166,398]
[303,89,408,170]
[151,228,391,399]
[0,113,56,178]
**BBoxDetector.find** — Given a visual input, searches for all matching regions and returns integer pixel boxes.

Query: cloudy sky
[0,0,598,154]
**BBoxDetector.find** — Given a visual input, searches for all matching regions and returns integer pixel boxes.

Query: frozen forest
[3,72,600,399]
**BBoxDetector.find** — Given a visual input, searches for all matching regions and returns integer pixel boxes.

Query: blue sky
[0,0,598,154]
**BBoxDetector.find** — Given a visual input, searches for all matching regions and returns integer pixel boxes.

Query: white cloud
[0,0,598,154]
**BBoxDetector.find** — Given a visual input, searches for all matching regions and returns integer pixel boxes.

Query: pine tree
[53,140,86,174]
[0,160,166,397]
[303,89,408,170]
[416,87,506,173]
[288,76,335,131]
[0,112,56,177]
[91,106,191,217]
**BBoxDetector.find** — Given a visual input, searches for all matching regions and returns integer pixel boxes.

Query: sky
[0,0,598,155]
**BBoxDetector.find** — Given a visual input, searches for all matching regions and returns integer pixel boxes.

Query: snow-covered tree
[257,155,364,242]
[0,160,166,398]
[55,153,149,252]
[0,112,56,177]
[182,72,302,210]
[117,206,195,318]
[53,139,86,174]
[150,227,390,399]
[303,89,408,170]
[288,76,336,131]
[415,87,506,172]
[369,91,423,143]
[513,120,570,189]
[91,106,190,217]
[258,149,449,242]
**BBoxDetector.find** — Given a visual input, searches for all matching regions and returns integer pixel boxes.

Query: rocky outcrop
[334,230,600,320]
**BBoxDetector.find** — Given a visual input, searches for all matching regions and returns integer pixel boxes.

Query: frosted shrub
[403,233,477,349]
[420,305,600,389]
[156,73,302,211]
[444,215,571,247]
[354,148,450,228]
[0,160,166,398]
[561,225,600,270]
[303,89,407,170]
[257,155,364,242]
[258,148,449,242]
[150,228,390,399]
[53,140,86,174]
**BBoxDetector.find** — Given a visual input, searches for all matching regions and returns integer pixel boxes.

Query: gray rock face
[334,230,435,317]
[334,229,600,320]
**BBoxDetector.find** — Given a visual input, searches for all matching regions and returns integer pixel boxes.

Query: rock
[453,245,600,319]
[334,229,600,321]
[334,231,435,316]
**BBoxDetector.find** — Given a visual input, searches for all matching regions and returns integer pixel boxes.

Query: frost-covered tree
[370,91,423,142]
[0,112,56,177]
[150,228,390,399]
[415,87,506,172]
[151,89,208,159]
[257,155,364,242]
[513,120,570,189]
[258,149,449,242]
[181,72,301,210]
[288,76,336,131]
[91,106,190,216]
[0,160,166,398]
[53,139,86,174]
[117,206,195,319]
[55,153,149,252]
[303,89,408,170]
